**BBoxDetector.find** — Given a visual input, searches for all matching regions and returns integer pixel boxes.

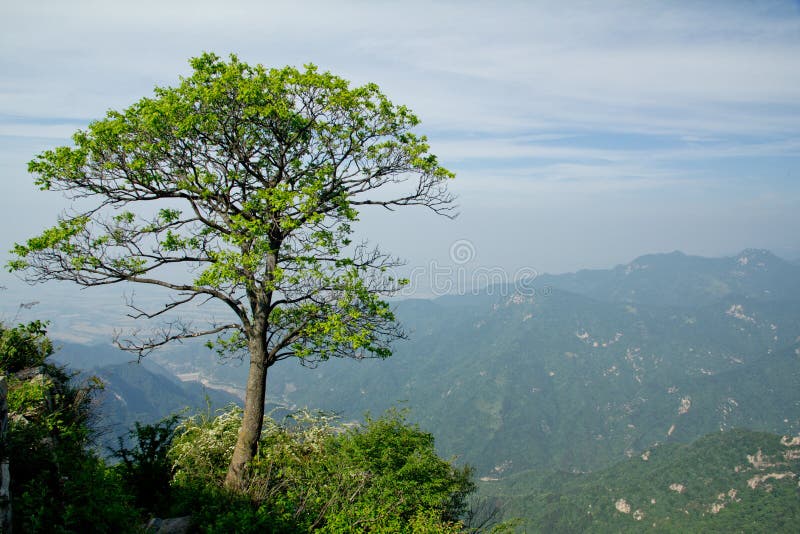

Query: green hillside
[487,429,800,532]
[263,290,800,476]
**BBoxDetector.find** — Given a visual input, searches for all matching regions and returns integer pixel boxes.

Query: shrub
[169,406,476,532]
[113,415,180,516]
[1,321,138,533]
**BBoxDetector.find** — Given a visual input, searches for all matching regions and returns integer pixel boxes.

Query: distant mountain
[536,249,800,307]
[488,429,800,532]
[261,290,800,477]
[53,340,161,373]
[88,362,240,443]
[50,342,241,448]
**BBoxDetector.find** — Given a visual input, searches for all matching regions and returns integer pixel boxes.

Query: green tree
[8,53,455,488]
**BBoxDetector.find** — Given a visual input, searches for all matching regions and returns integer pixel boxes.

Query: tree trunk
[224,333,268,490]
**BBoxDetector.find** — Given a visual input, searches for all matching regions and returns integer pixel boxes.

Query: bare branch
[123,291,201,320]
[114,320,241,360]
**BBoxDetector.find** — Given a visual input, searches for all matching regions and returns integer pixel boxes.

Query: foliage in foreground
[1,321,138,533]
[168,406,477,532]
[11,314,798,532]
[2,319,499,532]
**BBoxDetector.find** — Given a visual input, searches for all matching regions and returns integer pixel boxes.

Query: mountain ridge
[529,248,800,308]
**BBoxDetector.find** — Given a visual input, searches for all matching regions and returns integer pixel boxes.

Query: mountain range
[38,248,800,526]
[212,248,800,477]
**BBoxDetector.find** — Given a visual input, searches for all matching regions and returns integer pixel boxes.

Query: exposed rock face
[1,376,11,534]
[146,516,193,533]
[669,483,686,494]
[678,396,692,415]
[747,472,796,490]
[614,498,631,514]
[780,435,800,447]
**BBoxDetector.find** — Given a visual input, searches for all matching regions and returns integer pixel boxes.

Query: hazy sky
[2,0,800,301]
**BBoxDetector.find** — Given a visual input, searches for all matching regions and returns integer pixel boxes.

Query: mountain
[24,248,800,526]
[536,249,800,308]
[258,289,800,477]
[487,429,800,532]
[50,342,241,448]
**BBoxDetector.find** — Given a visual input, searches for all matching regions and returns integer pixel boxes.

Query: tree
[8,53,455,488]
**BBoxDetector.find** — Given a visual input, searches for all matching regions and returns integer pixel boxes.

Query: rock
[146,515,193,533]
[1,376,11,534]
[13,366,46,381]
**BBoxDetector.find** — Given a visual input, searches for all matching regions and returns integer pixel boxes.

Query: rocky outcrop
[1,376,11,533]
[146,516,193,533]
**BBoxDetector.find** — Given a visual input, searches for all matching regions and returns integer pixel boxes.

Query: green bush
[113,414,181,516]
[169,407,476,532]
[15,455,136,533]
[0,320,52,372]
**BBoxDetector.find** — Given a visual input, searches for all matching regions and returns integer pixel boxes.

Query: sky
[2,0,800,305]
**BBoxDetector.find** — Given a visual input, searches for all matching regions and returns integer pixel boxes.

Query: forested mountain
[488,429,800,532]
[136,250,800,479]
[264,300,798,477]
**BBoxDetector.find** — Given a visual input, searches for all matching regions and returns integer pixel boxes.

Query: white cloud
[3,1,799,136]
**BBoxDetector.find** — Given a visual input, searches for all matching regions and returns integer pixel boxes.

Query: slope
[487,428,800,532]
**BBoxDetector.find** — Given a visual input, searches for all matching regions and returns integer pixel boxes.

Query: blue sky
[2,0,799,297]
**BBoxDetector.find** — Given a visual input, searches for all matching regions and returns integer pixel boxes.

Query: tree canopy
[8,52,456,487]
